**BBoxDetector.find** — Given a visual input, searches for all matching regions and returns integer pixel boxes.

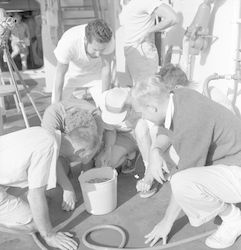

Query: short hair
[85,19,112,44]
[68,126,99,152]
[131,76,169,107]
[157,63,190,91]
[64,107,97,132]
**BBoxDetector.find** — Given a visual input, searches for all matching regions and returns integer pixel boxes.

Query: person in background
[0,127,79,250]
[119,0,179,86]
[41,99,104,211]
[10,12,30,71]
[131,75,241,249]
[52,19,115,107]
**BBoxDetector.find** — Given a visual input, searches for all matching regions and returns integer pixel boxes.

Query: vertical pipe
[228,0,241,105]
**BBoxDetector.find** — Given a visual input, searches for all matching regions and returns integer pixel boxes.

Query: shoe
[140,179,159,198]
[205,217,241,248]
[121,152,140,174]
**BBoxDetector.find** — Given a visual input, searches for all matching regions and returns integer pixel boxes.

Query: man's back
[166,88,241,171]
[0,127,59,189]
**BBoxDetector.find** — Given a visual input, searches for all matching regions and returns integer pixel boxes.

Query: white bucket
[78,167,118,215]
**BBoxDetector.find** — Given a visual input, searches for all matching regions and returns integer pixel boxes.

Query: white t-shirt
[54,24,115,88]
[120,0,163,47]
[0,127,60,190]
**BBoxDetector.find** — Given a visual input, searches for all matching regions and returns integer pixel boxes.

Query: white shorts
[0,186,32,226]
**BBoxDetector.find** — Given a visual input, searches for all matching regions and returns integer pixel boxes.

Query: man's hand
[149,148,170,184]
[62,190,77,212]
[136,170,154,193]
[96,146,112,167]
[45,231,78,250]
[144,217,173,247]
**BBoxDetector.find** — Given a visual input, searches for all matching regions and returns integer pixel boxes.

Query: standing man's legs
[125,41,159,86]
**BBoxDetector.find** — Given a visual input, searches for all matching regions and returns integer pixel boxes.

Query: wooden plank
[62,10,95,19]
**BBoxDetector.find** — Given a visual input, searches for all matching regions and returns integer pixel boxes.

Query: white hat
[99,87,130,125]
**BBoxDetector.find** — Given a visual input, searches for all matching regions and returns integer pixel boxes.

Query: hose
[31,232,49,250]
[82,224,217,250]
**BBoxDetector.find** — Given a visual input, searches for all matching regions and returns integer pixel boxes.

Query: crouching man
[131,76,241,249]
[0,121,101,249]
[41,99,104,211]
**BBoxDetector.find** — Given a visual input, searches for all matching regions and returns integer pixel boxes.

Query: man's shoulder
[41,102,65,132]
[63,24,86,38]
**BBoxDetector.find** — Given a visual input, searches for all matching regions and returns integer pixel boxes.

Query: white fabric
[171,165,241,227]
[124,42,159,85]
[54,24,115,90]
[0,127,60,190]
[120,0,163,47]
[164,93,174,129]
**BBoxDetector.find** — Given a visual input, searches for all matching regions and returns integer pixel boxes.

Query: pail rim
[79,167,117,185]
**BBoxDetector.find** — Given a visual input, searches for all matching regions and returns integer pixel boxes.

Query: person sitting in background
[9,12,30,71]
[131,75,241,249]
[0,127,78,250]
[95,87,140,174]
[41,99,104,211]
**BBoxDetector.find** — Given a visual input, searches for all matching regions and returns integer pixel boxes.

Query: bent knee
[170,170,191,196]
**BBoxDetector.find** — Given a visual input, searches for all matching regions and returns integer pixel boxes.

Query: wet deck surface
[0,73,241,250]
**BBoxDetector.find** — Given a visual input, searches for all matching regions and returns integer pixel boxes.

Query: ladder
[59,0,101,32]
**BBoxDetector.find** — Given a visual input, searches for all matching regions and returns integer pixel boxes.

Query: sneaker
[205,219,241,248]
[121,152,140,174]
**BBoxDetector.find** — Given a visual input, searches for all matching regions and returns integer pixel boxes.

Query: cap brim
[100,91,128,125]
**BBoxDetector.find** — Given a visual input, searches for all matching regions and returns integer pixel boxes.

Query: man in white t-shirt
[119,0,178,86]
[0,127,78,250]
[52,19,115,107]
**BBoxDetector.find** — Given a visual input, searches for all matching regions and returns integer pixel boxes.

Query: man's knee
[170,171,189,197]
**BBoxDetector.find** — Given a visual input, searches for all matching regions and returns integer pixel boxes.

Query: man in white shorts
[131,75,241,249]
[0,127,79,250]
[52,19,115,106]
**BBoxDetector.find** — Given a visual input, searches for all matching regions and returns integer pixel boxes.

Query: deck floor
[0,71,241,250]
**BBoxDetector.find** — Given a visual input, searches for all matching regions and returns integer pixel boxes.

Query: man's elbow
[171,14,180,26]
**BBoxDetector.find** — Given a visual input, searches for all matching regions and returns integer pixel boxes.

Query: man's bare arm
[101,53,113,93]
[52,61,69,103]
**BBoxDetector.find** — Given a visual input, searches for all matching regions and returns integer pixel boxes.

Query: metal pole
[5,49,43,122]
[3,48,30,128]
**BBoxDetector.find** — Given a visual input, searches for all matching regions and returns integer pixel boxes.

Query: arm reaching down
[145,193,182,246]
[28,186,78,250]
[52,61,69,103]
[56,158,77,212]
[101,53,113,93]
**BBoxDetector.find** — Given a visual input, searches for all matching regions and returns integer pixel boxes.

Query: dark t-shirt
[41,99,104,140]
[158,88,241,172]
